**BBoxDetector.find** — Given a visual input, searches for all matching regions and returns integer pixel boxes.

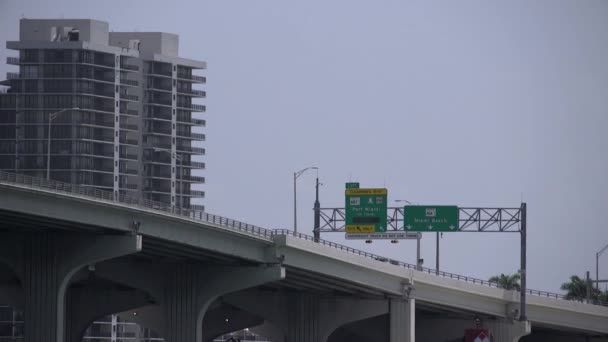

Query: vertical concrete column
[65,286,149,342]
[163,264,201,342]
[484,320,530,342]
[98,262,285,342]
[23,234,61,342]
[0,233,141,342]
[288,293,320,342]
[226,290,389,342]
[390,298,415,342]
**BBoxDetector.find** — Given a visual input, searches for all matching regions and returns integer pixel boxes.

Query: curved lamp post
[293,166,318,233]
[47,107,80,180]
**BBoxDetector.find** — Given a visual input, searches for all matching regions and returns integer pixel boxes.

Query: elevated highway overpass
[0,171,606,342]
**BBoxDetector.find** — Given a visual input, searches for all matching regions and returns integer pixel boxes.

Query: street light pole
[597,243,608,290]
[47,107,79,180]
[293,166,318,233]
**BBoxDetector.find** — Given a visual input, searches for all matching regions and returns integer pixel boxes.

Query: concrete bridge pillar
[287,293,319,342]
[225,290,389,342]
[98,261,284,342]
[0,233,142,342]
[65,285,150,342]
[390,298,415,342]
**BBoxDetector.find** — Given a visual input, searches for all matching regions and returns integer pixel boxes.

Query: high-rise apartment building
[0,19,206,209]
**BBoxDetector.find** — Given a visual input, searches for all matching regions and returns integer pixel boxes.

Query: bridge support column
[65,286,150,342]
[390,298,415,342]
[0,233,141,342]
[485,320,530,342]
[98,261,284,342]
[226,290,388,342]
[288,293,319,342]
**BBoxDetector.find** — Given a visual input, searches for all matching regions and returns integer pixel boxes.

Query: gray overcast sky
[1,0,607,293]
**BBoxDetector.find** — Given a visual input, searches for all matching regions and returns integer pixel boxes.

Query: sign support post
[520,202,527,321]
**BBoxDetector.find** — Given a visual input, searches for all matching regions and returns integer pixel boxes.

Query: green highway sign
[345,188,387,233]
[345,182,360,189]
[404,205,459,232]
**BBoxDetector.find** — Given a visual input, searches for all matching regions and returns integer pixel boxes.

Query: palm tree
[560,275,600,300]
[489,273,521,291]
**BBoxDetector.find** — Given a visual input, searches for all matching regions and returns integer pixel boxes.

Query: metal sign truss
[318,207,521,233]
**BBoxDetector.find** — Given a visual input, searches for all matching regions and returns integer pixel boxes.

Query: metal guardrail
[0,170,606,307]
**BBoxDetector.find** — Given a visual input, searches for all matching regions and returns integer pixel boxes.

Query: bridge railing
[271,229,608,307]
[0,171,273,240]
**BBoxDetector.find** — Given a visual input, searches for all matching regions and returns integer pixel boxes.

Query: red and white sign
[465,329,493,342]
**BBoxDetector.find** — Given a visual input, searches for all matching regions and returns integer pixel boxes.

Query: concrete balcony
[186,175,205,183]
[177,103,205,112]
[178,89,206,97]
[176,146,205,154]
[120,79,139,87]
[120,93,139,101]
[177,132,206,141]
[120,63,139,72]
[183,190,205,198]
[6,57,19,65]
[189,161,206,169]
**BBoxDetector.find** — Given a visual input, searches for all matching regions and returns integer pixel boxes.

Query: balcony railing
[121,79,139,87]
[121,64,139,71]
[120,94,139,101]
[6,57,19,65]
[120,154,138,160]
[120,168,138,175]
[183,175,205,183]
[121,109,139,116]
[178,103,205,112]
[183,190,205,198]
[178,89,206,97]
[192,133,205,141]
[7,72,19,80]
[120,138,138,145]
[176,146,205,154]
[191,75,206,83]
[190,161,205,169]
[120,123,138,131]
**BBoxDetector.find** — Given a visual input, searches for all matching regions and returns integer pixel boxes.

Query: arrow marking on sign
[406,225,412,230]
[428,225,433,230]
[449,225,455,230]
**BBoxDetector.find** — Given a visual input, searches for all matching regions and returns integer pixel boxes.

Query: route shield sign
[345,188,387,233]
[404,205,459,232]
